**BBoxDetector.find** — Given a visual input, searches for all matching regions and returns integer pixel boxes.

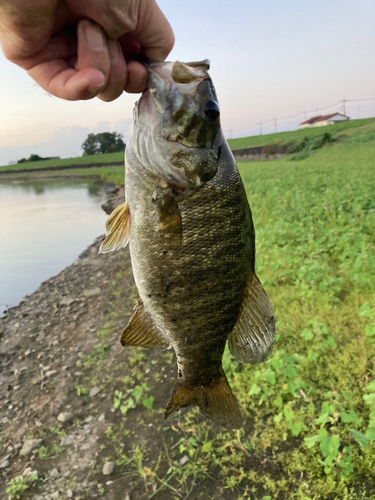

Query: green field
[0,151,124,171]
[227,117,375,149]
[84,125,374,497]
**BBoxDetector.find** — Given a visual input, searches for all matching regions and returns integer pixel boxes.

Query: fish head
[134,60,223,190]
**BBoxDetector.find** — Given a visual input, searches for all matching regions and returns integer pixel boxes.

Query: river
[0,177,109,315]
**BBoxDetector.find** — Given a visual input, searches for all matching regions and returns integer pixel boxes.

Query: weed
[36,443,64,460]
[6,473,38,500]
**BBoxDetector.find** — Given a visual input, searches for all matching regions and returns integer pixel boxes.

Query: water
[0,178,109,314]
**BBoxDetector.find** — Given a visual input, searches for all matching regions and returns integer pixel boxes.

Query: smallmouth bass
[100,59,275,429]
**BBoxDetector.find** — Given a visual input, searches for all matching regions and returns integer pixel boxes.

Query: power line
[346,98,375,102]
[226,97,375,137]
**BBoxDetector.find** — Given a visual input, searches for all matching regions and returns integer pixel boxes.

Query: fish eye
[204,101,220,120]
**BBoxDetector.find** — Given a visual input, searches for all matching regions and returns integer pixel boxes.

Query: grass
[227,117,375,149]
[0,151,124,171]
[0,165,125,184]
[69,127,375,498]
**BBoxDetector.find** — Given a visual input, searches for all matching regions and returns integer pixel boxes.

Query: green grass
[0,151,124,171]
[200,130,375,497]
[227,117,375,149]
[0,165,125,184]
[84,129,375,498]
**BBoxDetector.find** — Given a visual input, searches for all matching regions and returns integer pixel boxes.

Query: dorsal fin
[99,202,131,253]
[121,299,169,349]
[228,275,275,364]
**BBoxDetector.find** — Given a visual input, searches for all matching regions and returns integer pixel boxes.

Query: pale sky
[0,0,374,165]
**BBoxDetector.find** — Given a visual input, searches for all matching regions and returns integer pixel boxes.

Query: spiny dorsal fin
[164,370,242,429]
[121,299,169,349]
[99,202,131,253]
[228,274,275,364]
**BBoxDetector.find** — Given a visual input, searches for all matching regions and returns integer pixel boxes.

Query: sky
[0,0,374,165]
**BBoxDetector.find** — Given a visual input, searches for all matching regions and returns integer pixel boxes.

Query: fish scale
[100,59,275,428]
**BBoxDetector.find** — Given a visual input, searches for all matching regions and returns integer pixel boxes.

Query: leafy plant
[6,473,38,500]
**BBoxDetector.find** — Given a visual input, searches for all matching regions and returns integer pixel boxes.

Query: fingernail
[84,20,105,49]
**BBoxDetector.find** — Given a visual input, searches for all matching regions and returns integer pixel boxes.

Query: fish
[99,59,275,429]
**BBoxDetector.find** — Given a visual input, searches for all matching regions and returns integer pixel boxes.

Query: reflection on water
[0,178,109,315]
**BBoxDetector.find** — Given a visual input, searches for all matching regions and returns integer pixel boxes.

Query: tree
[17,154,48,163]
[81,132,125,155]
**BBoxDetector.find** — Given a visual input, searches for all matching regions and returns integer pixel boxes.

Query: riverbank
[0,187,140,499]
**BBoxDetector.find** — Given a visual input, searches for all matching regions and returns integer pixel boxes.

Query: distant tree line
[17,154,59,163]
[81,132,125,155]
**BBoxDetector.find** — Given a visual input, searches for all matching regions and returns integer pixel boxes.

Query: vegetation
[0,152,123,172]
[227,117,375,149]
[58,124,374,498]
[17,153,56,164]
[6,472,38,500]
[82,132,125,155]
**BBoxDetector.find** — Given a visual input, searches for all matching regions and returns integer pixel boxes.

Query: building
[300,113,350,129]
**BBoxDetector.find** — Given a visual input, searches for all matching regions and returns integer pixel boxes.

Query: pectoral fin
[99,202,131,253]
[156,192,182,248]
[228,275,275,364]
[121,299,169,349]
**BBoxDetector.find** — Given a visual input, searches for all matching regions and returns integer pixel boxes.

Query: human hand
[0,0,174,101]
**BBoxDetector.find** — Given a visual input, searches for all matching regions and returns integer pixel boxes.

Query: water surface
[0,178,109,314]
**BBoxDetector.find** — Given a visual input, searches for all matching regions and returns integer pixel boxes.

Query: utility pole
[259,122,263,135]
[304,109,307,120]
[342,96,346,116]
[274,118,277,133]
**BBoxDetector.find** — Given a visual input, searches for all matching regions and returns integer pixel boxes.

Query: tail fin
[164,370,242,429]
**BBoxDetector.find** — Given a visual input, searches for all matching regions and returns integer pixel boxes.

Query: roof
[300,113,349,125]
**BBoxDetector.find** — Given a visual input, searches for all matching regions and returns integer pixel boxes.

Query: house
[300,113,350,129]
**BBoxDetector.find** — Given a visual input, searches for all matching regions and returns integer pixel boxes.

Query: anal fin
[121,299,169,349]
[164,370,242,429]
[228,274,275,364]
[99,202,131,253]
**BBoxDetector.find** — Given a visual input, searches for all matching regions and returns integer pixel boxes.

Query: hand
[0,0,174,101]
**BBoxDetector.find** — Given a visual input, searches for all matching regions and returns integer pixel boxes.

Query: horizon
[0,0,374,164]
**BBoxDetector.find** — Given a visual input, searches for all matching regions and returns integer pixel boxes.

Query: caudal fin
[164,371,242,429]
